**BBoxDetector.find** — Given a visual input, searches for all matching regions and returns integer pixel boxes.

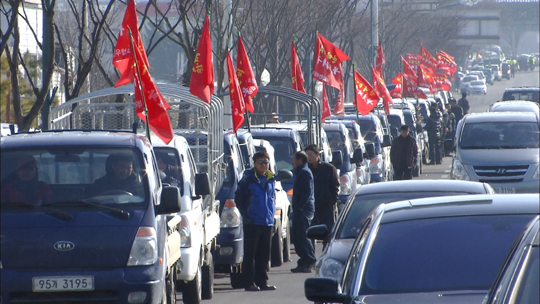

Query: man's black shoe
[245,285,260,292]
[259,285,277,291]
[291,266,312,273]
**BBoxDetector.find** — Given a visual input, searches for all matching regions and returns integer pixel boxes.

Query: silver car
[451,112,540,193]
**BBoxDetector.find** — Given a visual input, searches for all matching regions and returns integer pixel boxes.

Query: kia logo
[54,241,75,251]
[496,169,506,175]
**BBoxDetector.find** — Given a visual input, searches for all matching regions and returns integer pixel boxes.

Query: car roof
[504,86,539,92]
[354,180,491,196]
[463,111,539,123]
[0,130,145,149]
[489,101,539,113]
[250,127,299,138]
[380,194,539,224]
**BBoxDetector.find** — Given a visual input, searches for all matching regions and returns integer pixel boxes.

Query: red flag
[312,33,350,90]
[375,38,385,76]
[190,15,214,103]
[371,67,393,116]
[402,74,427,99]
[321,86,331,122]
[437,51,457,79]
[433,72,452,92]
[226,50,245,133]
[113,0,150,87]
[406,54,421,74]
[389,73,402,98]
[291,40,306,93]
[134,62,174,144]
[417,65,434,93]
[333,85,345,116]
[236,35,257,113]
[420,46,438,74]
[354,71,379,115]
[402,56,417,82]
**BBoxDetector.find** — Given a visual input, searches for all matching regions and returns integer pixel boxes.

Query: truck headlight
[369,155,383,174]
[127,227,158,266]
[339,175,352,195]
[319,258,345,281]
[179,215,191,248]
[451,158,470,181]
[220,199,242,228]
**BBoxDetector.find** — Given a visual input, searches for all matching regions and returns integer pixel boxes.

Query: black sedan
[307,180,494,282]
[305,194,539,304]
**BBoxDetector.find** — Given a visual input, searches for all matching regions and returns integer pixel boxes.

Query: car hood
[355,291,487,304]
[457,148,539,166]
[326,238,355,264]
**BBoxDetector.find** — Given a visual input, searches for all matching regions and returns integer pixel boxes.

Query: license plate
[32,276,93,292]
[493,187,516,194]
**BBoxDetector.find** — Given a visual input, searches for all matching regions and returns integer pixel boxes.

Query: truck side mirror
[352,148,364,163]
[382,134,392,147]
[331,150,343,168]
[364,142,376,159]
[195,173,211,196]
[158,186,182,214]
[277,169,293,181]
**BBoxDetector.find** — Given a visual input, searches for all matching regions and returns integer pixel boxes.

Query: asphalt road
[174,69,539,304]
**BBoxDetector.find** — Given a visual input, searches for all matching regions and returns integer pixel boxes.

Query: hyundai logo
[54,241,75,251]
[496,168,506,175]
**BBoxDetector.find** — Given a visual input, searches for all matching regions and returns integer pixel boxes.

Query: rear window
[360,215,535,294]
[462,76,477,82]
[471,81,484,86]
[502,90,539,103]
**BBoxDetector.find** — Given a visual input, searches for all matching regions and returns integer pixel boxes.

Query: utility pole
[40,0,55,130]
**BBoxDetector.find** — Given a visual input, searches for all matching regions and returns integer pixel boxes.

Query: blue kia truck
[0,130,188,304]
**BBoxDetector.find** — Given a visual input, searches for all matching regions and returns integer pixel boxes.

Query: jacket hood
[245,167,275,182]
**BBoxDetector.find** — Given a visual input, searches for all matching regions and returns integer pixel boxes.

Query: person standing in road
[304,144,339,247]
[390,125,418,180]
[425,103,444,165]
[450,98,464,122]
[290,151,316,273]
[444,103,457,156]
[235,151,277,292]
[458,92,470,115]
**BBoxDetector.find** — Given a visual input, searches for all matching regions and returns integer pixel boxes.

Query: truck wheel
[271,222,284,267]
[182,264,202,304]
[283,221,291,262]
[230,268,244,289]
[166,270,176,304]
[201,251,214,300]
[422,144,430,165]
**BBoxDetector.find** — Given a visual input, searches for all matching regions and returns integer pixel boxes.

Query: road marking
[444,170,450,173]
[441,175,449,179]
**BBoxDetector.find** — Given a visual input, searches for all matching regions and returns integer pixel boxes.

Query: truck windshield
[264,137,296,172]
[1,147,147,209]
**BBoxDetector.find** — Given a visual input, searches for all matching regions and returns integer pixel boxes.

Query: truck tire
[271,222,284,267]
[182,264,201,304]
[201,251,214,300]
[166,270,176,304]
[422,143,431,165]
[230,269,244,289]
[283,221,291,262]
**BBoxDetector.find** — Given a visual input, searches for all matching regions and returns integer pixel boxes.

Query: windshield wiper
[1,201,73,221]
[43,200,130,220]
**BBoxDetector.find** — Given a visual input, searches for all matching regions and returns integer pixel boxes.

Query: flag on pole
[190,15,214,103]
[226,50,245,133]
[112,0,149,87]
[417,65,434,93]
[312,33,350,90]
[420,46,438,74]
[389,72,402,98]
[354,70,379,115]
[406,54,421,74]
[375,38,385,76]
[402,74,428,99]
[291,40,306,93]
[321,85,331,122]
[371,67,393,116]
[402,56,417,82]
[236,34,257,113]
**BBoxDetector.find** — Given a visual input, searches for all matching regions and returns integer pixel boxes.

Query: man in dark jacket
[305,144,339,246]
[425,104,444,164]
[93,154,143,196]
[235,151,277,291]
[290,151,316,273]
[450,98,464,122]
[458,92,470,115]
[390,125,418,180]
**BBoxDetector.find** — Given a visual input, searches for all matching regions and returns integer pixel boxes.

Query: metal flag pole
[128,27,151,144]
[353,63,359,124]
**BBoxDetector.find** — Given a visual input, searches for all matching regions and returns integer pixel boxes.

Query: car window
[360,215,534,294]
[154,147,183,189]
[337,191,485,239]
[264,137,296,172]
[358,120,377,142]
[471,81,484,85]
[1,147,147,208]
[502,91,540,103]
[460,122,539,149]
[514,246,539,304]
[387,115,402,130]
[463,76,478,82]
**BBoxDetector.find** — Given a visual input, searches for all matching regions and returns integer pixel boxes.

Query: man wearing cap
[1,155,51,206]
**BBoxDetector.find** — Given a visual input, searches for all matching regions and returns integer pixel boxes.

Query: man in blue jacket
[290,151,316,273]
[235,151,277,292]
